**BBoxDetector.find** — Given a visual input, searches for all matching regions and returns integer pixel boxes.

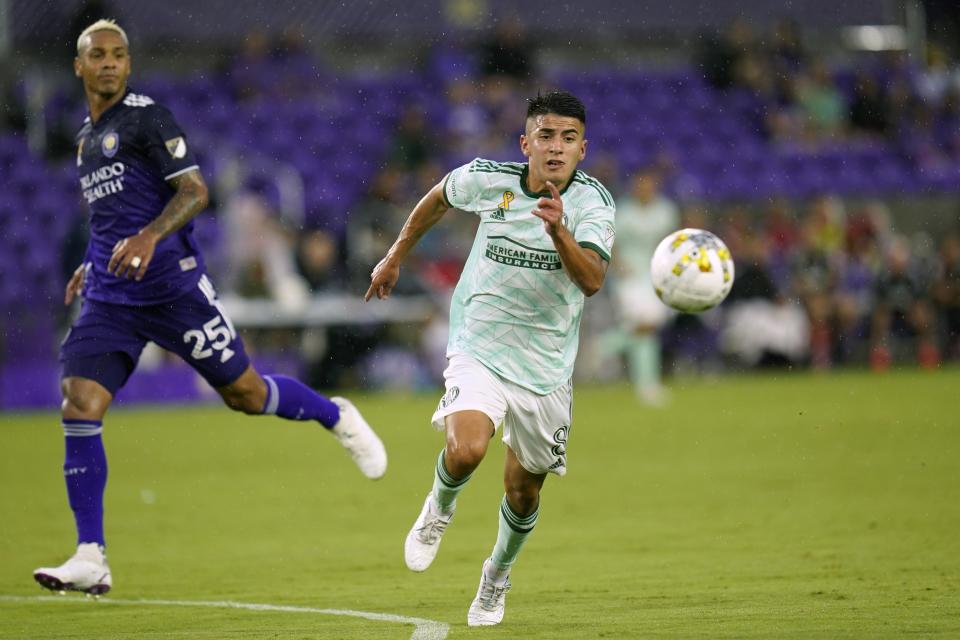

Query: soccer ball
[650,228,735,313]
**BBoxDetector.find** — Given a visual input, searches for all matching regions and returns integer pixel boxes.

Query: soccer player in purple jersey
[32,20,387,596]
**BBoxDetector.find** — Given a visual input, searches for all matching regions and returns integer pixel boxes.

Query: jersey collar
[519,164,574,199]
[90,89,131,127]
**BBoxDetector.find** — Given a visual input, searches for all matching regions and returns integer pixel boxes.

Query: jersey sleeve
[140,105,200,181]
[574,196,616,263]
[442,157,488,213]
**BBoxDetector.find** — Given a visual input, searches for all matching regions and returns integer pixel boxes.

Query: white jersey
[614,196,679,281]
[611,195,679,328]
[443,157,616,394]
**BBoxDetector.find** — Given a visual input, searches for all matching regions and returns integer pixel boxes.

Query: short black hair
[526,90,586,125]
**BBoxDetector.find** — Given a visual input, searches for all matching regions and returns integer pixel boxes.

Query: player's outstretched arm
[532,181,608,296]
[108,169,210,281]
[365,182,449,301]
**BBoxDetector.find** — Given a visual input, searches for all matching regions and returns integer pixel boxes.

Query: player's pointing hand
[531,180,564,237]
[365,257,401,301]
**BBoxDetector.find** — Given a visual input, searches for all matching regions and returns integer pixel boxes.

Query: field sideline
[1,369,958,639]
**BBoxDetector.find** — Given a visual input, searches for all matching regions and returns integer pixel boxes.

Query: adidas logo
[491,208,506,221]
[123,93,155,107]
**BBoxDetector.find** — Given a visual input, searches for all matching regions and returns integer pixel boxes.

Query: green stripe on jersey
[579,241,611,262]
[573,175,613,207]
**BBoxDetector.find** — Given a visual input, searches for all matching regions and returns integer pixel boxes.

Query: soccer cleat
[404,493,453,572]
[467,558,511,626]
[330,397,387,479]
[33,543,112,595]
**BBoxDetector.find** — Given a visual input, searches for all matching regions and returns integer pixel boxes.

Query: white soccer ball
[650,228,735,313]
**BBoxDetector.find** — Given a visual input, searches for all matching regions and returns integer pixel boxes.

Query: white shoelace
[416,512,450,544]
[477,578,511,611]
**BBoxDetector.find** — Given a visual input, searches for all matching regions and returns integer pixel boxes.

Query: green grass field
[1,369,958,639]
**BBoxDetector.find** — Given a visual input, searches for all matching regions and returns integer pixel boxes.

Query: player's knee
[61,381,110,419]
[504,487,539,517]
[446,440,487,470]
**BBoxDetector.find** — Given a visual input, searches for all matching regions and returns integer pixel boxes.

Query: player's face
[520,113,586,190]
[74,30,130,99]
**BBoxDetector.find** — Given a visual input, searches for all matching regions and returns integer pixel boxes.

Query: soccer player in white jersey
[365,91,616,626]
[610,167,679,405]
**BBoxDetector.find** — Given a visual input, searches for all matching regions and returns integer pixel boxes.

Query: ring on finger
[130,256,142,268]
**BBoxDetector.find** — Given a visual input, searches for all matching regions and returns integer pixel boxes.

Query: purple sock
[262,375,340,428]
[62,420,107,546]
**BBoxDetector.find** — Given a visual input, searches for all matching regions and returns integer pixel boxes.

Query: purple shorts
[60,274,250,394]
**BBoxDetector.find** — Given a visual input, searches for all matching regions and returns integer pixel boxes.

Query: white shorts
[431,353,573,476]
[614,278,673,329]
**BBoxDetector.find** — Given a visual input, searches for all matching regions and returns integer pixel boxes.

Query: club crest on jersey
[440,386,460,409]
[165,136,187,159]
[101,132,119,158]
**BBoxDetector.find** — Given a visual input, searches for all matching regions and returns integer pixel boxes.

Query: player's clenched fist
[64,264,86,305]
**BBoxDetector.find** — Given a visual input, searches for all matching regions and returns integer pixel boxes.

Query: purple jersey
[76,90,205,305]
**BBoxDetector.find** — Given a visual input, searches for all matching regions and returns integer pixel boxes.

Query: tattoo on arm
[144,170,210,239]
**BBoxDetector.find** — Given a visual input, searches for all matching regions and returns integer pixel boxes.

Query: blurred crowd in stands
[2,14,959,393]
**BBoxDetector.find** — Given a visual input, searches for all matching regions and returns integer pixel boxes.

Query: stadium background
[1,0,958,406]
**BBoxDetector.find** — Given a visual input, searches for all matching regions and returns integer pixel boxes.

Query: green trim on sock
[433,449,473,514]
[500,496,539,534]
[435,449,471,487]
[491,494,539,570]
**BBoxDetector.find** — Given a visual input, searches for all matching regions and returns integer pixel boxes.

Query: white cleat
[467,558,511,626]
[330,397,387,480]
[33,543,112,596]
[404,493,453,572]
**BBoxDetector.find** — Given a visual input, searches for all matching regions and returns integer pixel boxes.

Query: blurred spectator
[769,18,806,73]
[721,232,810,368]
[345,167,410,290]
[229,30,273,101]
[696,20,758,90]
[790,201,843,368]
[849,72,891,136]
[445,79,489,162]
[932,232,960,360]
[870,236,941,369]
[477,17,534,81]
[389,105,437,170]
[760,198,800,290]
[221,175,310,311]
[296,229,340,293]
[796,61,846,141]
[915,45,954,107]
